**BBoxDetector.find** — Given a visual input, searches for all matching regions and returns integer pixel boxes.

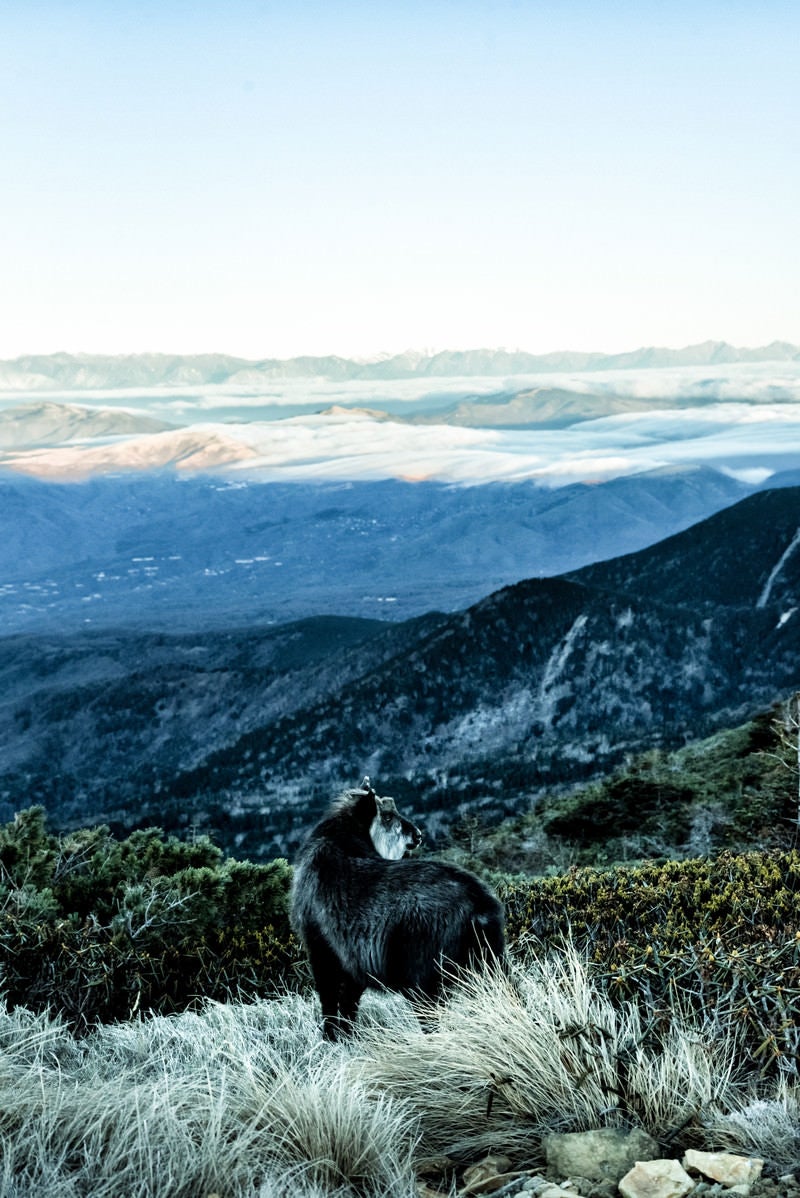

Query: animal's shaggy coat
[291,779,505,1038]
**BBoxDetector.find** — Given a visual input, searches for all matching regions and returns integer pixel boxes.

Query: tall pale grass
[0,996,418,1198]
[352,946,748,1164]
[1,947,798,1197]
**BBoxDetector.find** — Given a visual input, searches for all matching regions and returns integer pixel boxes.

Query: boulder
[544,1128,661,1184]
[618,1159,695,1198]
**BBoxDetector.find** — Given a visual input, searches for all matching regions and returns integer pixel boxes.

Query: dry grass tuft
[1,946,799,1196]
[351,945,784,1167]
[703,1088,800,1173]
[0,996,418,1198]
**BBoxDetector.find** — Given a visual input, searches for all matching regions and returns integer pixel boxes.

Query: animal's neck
[321,814,378,858]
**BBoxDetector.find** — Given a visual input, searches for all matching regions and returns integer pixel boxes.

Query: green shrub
[0,808,301,1030]
[543,774,694,844]
[440,709,800,878]
[500,849,800,1075]
[6,803,800,1084]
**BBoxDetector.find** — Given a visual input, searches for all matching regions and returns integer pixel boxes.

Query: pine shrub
[500,849,800,1076]
[0,808,301,1030]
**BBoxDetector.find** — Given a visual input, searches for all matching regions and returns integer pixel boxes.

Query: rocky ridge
[3,486,800,857]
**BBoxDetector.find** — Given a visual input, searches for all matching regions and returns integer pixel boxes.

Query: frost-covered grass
[354,948,800,1172]
[0,995,418,1198]
[1,948,799,1198]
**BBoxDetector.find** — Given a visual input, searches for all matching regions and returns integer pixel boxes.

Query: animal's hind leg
[407,967,448,1036]
[467,911,506,971]
[410,989,442,1035]
[306,933,364,1041]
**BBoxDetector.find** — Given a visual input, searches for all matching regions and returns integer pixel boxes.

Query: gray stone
[588,1183,618,1198]
[571,1179,615,1198]
[544,1128,661,1185]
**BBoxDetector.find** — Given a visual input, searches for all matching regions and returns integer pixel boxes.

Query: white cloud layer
[0,408,796,485]
[3,365,800,485]
[5,360,800,418]
[220,402,800,485]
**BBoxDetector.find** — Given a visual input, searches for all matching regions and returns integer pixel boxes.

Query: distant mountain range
[3,485,799,858]
[403,387,654,428]
[1,341,798,390]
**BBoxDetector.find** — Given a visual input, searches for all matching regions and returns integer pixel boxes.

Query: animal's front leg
[321,972,364,1041]
[306,932,364,1040]
[329,972,365,1040]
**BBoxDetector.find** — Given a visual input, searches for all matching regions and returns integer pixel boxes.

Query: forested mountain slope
[3,488,799,858]
[570,486,800,610]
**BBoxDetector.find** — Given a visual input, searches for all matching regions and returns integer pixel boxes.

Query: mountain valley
[2,486,799,860]
[0,467,751,635]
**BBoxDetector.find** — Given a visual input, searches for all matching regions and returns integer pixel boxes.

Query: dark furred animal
[290,777,505,1039]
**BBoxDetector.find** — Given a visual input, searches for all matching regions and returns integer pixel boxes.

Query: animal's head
[351,776,422,860]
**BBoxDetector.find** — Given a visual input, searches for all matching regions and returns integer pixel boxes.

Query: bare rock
[619,1159,695,1198]
[417,1156,457,1179]
[523,1178,601,1198]
[583,1181,618,1198]
[461,1154,518,1195]
[683,1152,764,1189]
[544,1129,661,1184]
[524,1176,576,1194]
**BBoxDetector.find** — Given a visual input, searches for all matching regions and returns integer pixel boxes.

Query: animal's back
[293,839,503,992]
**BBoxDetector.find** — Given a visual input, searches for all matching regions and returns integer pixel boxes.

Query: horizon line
[2,337,799,367]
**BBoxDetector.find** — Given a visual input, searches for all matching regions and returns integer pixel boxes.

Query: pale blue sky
[2,1,798,359]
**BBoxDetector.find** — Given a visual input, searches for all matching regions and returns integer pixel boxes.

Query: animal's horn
[348,775,374,798]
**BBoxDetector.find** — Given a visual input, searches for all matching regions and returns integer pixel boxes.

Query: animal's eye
[381,814,394,827]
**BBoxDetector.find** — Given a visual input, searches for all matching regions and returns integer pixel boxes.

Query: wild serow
[290,777,505,1039]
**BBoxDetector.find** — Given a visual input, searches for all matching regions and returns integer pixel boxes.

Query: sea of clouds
[222,402,800,486]
[2,361,800,485]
